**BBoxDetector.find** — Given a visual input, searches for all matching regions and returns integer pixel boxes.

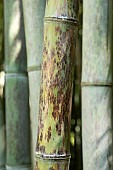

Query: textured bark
[22,0,46,169]
[35,0,78,169]
[4,0,31,169]
[82,0,113,170]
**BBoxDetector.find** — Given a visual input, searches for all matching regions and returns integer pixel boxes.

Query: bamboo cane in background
[35,1,79,169]
[82,0,112,169]
[22,1,46,169]
[4,0,31,169]
[0,0,3,56]
[0,1,6,170]
[70,1,83,169]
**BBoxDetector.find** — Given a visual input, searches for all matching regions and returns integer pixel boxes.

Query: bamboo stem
[22,0,46,169]
[0,1,6,169]
[35,1,78,169]
[70,1,83,169]
[82,0,113,169]
[4,0,31,169]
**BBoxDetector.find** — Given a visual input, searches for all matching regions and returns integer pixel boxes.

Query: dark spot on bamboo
[53,149,56,154]
[52,111,56,119]
[39,145,45,153]
[40,123,44,129]
[64,117,68,134]
[49,167,55,170]
[36,142,40,152]
[40,132,43,141]
[60,112,64,122]
[59,30,62,35]
[53,105,59,111]
[45,133,47,140]
[58,147,64,155]
[51,48,55,58]
[47,126,51,142]
[56,123,61,136]
[43,61,47,69]
[55,26,60,33]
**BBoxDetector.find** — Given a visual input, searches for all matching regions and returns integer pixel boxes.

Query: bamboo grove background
[0,0,113,170]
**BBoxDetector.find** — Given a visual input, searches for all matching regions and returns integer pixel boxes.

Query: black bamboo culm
[4,0,31,169]
[82,0,113,169]
[22,0,46,169]
[35,0,79,169]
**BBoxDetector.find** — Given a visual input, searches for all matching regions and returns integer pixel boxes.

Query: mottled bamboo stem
[4,0,31,169]
[22,0,46,169]
[35,0,78,169]
[82,0,113,170]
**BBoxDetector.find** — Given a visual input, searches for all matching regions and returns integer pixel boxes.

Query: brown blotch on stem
[49,167,55,170]
[40,132,43,141]
[56,123,61,136]
[58,147,64,155]
[47,126,51,142]
[39,145,45,153]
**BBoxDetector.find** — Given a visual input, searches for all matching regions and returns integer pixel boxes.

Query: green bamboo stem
[4,0,31,169]
[0,1,6,170]
[35,1,78,169]
[22,0,46,169]
[0,0,3,56]
[82,0,112,169]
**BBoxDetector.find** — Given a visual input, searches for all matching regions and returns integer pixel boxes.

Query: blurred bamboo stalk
[70,1,82,169]
[4,0,31,169]
[22,0,46,169]
[35,0,78,169]
[82,0,113,169]
[0,1,6,170]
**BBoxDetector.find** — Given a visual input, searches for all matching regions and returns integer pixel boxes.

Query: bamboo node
[5,72,27,76]
[6,164,31,169]
[81,82,112,87]
[35,153,71,160]
[27,66,41,72]
[44,17,78,26]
